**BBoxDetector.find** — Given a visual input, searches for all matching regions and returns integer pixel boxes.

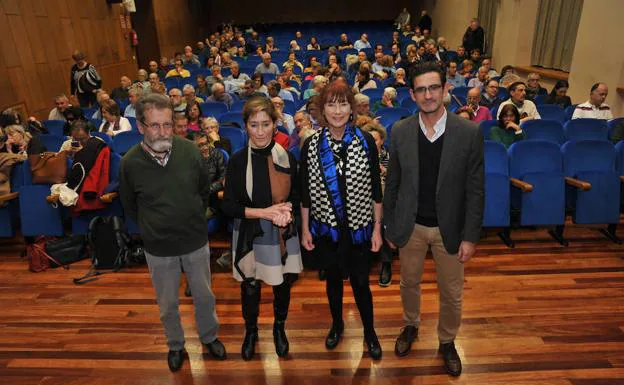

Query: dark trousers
[325,247,375,338]
[77,92,96,108]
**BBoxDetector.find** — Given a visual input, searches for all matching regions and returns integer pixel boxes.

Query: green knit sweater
[489,126,527,149]
[119,136,210,256]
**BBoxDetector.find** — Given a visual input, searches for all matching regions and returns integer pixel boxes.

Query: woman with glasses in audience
[221,96,302,361]
[201,117,232,155]
[98,100,131,137]
[300,81,384,360]
[489,104,526,149]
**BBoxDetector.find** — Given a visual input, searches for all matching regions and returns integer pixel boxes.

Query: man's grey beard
[146,137,173,152]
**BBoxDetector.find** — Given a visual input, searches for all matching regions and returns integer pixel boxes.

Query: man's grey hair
[182,84,195,93]
[168,88,181,96]
[384,87,397,100]
[136,93,173,124]
[211,82,224,93]
[54,93,68,101]
[128,85,143,97]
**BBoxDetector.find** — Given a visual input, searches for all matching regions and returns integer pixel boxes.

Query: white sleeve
[531,102,541,119]
[571,107,582,120]
[118,117,132,134]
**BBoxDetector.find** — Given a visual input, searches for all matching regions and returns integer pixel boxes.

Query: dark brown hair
[242,96,278,126]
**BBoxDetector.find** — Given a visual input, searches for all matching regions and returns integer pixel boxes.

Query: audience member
[437,37,449,53]
[304,75,328,100]
[480,79,504,110]
[183,85,204,105]
[166,59,191,78]
[354,33,372,51]
[70,50,101,107]
[466,87,492,123]
[446,61,465,89]
[470,49,481,68]
[489,104,526,148]
[173,114,189,138]
[395,8,411,31]
[525,73,547,101]
[353,69,377,93]
[59,119,94,153]
[497,82,541,121]
[98,100,131,137]
[462,18,485,54]
[391,68,409,88]
[201,117,232,155]
[455,106,473,120]
[182,45,200,66]
[267,80,294,102]
[264,36,278,53]
[545,80,572,109]
[282,52,304,72]
[193,132,226,218]
[111,76,132,101]
[149,60,166,79]
[307,36,321,50]
[372,87,399,114]
[467,67,488,89]
[185,102,203,132]
[337,33,353,50]
[461,60,475,78]
[354,93,374,118]
[136,69,150,91]
[456,46,469,62]
[196,75,211,99]
[124,86,141,118]
[271,96,295,134]
[417,10,432,33]
[206,83,233,108]
[255,53,280,75]
[572,82,613,120]
[289,110,315,150]
[480,58,499,78]
[168,88,187,113]
[48,94,72,121]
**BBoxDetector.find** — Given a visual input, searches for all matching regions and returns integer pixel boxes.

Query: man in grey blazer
[383,62,484,377]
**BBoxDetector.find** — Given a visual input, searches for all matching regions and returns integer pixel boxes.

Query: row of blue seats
[484,139,623,246]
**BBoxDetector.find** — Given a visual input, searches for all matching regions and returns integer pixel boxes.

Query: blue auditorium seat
[508,140,567,245]
[112,131,143,155]
[607,117,624,142]
[218,112,245,129]
[38,135,66,152]
[200,102,228,119]
[375,107,412,129]
[484,141,513,247]
[42,120,65,137]
[479,120,498,139]
[537,105,565,123]
[521,119,565,145]
[564,118,609,142]
[220,126,247,153]
[561,140,620,243]
[230,100,246,113]
[400,98,419,114]
[362,88,384,99]
[450,86,470,99]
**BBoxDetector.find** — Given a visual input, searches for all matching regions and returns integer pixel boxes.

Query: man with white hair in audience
[205,83,233,108]
[168,88,187,113]
[206,65,225,91]
[254,53,280,75]
[372,87,399,114]
[303,75,328,100]
[48,94,72,121]
[437,37,449,53]
[111,76,132,101]
[271,96,296,134]
[525,72,548,101]
[354,33,372,51]
[467,66,488,90]
[354,93,374,118]
[182,45,200,66]
[572,82,613,120]
[124,86,142,118]
[183,84,204,105]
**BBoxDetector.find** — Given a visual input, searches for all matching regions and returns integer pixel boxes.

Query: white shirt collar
[418,108,447,143]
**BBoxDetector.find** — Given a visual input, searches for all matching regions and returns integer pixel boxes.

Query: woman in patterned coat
[299,80,384,360]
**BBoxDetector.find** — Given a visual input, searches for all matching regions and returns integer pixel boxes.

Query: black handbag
[45,235,88,268]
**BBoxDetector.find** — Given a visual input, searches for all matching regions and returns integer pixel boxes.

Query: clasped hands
[264,202,293,228]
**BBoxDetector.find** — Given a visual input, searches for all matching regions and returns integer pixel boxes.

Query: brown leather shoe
[439,341,462,377]
[394,326,418,357]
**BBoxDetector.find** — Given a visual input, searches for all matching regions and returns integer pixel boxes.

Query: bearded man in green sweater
[119,93,226,372]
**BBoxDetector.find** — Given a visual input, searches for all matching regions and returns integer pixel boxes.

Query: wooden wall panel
[153,0,198,59]
[0,1,137,120]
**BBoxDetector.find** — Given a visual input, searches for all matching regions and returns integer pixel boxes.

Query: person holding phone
[488,104,526,149]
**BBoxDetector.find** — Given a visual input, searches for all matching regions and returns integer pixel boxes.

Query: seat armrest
[0,192,19,204]
[46,194,60,204]
[510,178,533,192]
[565,176,591,191]
[100,192,119,203]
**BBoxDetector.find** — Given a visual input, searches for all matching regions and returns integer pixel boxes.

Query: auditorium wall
[567,0,624,116]
[427,0,479,50]
[0,0,137,120]
[152,0,197,59]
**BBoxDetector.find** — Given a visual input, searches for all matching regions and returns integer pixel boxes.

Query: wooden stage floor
[0,222,623,385]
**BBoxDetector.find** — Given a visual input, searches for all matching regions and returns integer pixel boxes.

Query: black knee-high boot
[272,280,291,357]
[241,279,261,361]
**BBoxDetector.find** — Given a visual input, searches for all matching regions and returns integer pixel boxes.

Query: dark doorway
[132,0,160,69]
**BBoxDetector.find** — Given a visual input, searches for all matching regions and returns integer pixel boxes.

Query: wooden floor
[0,222,623,385]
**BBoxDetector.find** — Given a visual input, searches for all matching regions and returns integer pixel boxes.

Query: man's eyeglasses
[413,84,443,95]
[140,121,174,130]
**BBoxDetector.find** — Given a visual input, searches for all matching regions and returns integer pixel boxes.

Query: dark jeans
[77,92,96,108]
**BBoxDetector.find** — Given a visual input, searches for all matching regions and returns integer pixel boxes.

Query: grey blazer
[383,112,484,254]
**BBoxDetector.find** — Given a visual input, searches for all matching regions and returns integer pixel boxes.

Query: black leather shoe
[205,339,226,360]
[241,329,258,361]
[273,322,289,357]
[325,322,344,349]
[318,269,327,281]
[439,341,462,377]
[394,326,418,357]
[379,262,392,287]
[365,332,382,360]
[167,349,188,372]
